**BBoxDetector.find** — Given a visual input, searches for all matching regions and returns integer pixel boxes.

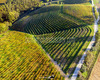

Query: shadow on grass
[63,0,90,4]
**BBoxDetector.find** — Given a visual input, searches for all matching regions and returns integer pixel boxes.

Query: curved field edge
[68,25,94,78]
[0,31,64,80]
[35,25,94,76]
[11,4,94,32]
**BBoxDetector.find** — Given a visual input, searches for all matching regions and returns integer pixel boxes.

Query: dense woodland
[0,0,41,23]
[0,0,53,28]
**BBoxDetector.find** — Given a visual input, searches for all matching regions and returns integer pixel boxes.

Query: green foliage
[93,0,99,4]
[0,0,42,23]
[80,65,86,73]
[0,23,8,33]
[84,51,95,70]
[78,30,100,80]
[7,11,19,22]
[94,7,99,19]
[95,30,100,42]
[82,71,88,78]
[63,4,94,24]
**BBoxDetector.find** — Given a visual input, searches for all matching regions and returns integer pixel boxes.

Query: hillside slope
[0,31,64,80]
[11,2,94,77]
[89,54,100,80]
[12,4,94,33]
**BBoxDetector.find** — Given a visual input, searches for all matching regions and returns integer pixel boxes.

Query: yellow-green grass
[63,4,94,24]
[0,31,64,80]
[0,23,8,34]
[93,0,100,4]
[0,0,7,3]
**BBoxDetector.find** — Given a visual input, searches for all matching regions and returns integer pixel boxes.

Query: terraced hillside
[63,4,94,24]
[12,4,94,33]
[0,31,64,80]
[12,3,94,76]
[35,26,93,73]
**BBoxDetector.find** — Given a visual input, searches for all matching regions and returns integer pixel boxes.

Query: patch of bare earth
[89,54,100,80]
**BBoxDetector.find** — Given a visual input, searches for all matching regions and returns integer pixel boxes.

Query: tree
[0,23,8,33]
[7,11,19,22]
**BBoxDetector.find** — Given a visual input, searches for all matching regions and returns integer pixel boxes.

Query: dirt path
[89,54,100,80]
[70,0,99,80]
[33,35,69,80]
[46,53,69,80]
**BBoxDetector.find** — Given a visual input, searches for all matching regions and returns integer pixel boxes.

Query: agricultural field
[89,54,100,80]
[12,2,94,76]
[0,31,64,80]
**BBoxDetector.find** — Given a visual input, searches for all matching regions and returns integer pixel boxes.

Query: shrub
[84,51,94,70]
[80,65,86,73]
[0,23,8,33]
[7,11,19,22]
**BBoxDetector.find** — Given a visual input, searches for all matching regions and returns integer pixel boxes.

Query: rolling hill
[0,0,97,79]
[12,2,94,76]
[0,31,64,80]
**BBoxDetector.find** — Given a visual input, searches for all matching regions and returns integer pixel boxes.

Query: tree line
[0,0,52,33]
[0,0,51,24]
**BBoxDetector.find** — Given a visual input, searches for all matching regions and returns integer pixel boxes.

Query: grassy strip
[68,25,94,78]
[77,28,100,80]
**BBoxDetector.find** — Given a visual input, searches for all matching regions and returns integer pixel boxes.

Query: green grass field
[93,0,100,4]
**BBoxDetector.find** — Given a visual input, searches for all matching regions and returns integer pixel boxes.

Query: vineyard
[11,2,95,76]
[0,31,64,80]
[12,4,94,33]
